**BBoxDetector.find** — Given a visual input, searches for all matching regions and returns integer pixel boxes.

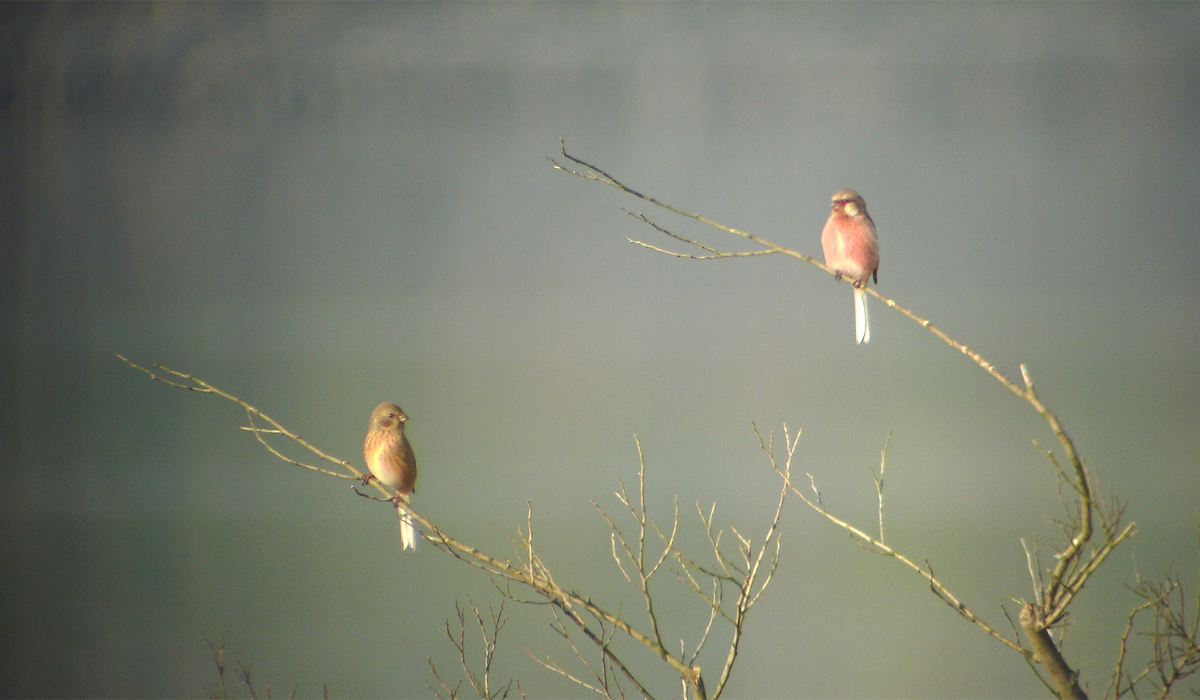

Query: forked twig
[124,354,787,699]
[550,142,1139,698]
[761,422,1027,656]
[429,599,522,700]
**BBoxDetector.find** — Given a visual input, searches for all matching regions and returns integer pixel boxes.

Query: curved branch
[760,425,1028,657]
[120,354,706,699]
[550,143,1122,674]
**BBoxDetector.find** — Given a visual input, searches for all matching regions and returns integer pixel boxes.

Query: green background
[4,3,1199,697]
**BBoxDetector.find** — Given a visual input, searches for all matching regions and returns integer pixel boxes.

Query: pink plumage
[820,189,880,344]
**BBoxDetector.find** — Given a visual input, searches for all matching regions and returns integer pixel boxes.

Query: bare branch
[527,642,610,699]
[549,140,814,271]
[768,433,1026,656]
[547,144,1147,695]
[699,423,791,700]
[1021,538,1044,607]
[429,655,463,700]
[120,356,691,697]
[1110,525,1200,698]
[118,355,367,483]
[1019,603,1086,699]
[871,430,892,544]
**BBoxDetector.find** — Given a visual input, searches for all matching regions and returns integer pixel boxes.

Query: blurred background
[3,3,1199,698]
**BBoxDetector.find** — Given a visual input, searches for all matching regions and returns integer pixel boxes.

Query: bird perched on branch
[364,402,418,551]
[820,189,880,344]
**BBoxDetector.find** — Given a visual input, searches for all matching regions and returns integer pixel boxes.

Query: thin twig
[872,431,892,544]
[767,440,1026,656]
[549,143,1138,694]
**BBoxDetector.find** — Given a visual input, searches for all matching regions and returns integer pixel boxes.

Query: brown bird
[364,402,418,550]
[820,189,880,344]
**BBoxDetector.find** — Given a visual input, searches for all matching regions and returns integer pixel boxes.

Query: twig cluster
[1108,531,1200,699]
[429,600,524,700]
[204,634,323,700]
[120,355,783,699]
[547,141,1183,699]
[461,433,787,700]
[578,437,786,700]
[121,141,1197,699]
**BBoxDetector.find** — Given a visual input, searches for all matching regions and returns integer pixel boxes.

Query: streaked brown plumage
[364,402,418,550]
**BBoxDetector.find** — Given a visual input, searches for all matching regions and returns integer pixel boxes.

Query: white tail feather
[854,287,870,344]
[398,508,417,551]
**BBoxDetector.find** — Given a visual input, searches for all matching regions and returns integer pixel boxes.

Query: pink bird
[820,189,880,344]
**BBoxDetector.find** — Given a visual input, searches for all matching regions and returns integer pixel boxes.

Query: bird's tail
[398,506,418,551]
[854,287,870,345]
